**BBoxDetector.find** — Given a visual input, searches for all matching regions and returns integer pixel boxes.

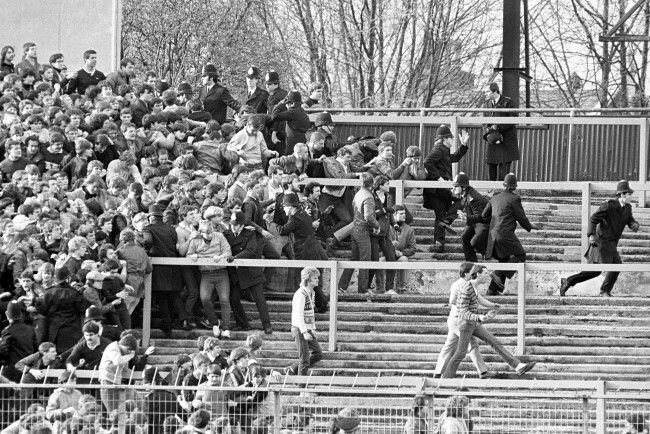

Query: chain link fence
[0,379,647,433]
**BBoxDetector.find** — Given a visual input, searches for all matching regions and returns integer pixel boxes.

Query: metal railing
[142,258,650,357]
[313,113,650,200]
[141,178,650,355]
[0,377,647,433]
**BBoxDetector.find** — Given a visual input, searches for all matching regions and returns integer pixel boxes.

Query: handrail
[142,258,650,356]
[313,114,649,207]
[307,107,650,114]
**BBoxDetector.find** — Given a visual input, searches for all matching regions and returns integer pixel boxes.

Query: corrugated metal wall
[334,120,645,182]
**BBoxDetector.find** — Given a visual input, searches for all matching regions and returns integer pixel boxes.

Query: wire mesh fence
[0,380,647,433]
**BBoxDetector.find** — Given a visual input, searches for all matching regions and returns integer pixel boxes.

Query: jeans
[182,266,201,319]
[434,316,487,375]
[230,282,271,329]
[442,320,520,378]
[100,381,126,414]
[338,225,372,293]
[290,327,323,375]
[199,269,231,327]
[320,192,352,236]
[369,235,396,292]
[105,302,131,331]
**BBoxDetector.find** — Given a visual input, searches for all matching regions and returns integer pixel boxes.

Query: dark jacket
[483,95,520,164]
[130,99,151,128]
[242,87,269,114]
[585,199,637,263]
[37,282,87,352]
[198,83,241,124]
[482,190,532,260]
[422,141,468,209]
[143,220,181,293]
[271,104,311,154]
[224,228,265,289]
[279,209,327,260]
[461,186,490,227]
[0,320,37,380]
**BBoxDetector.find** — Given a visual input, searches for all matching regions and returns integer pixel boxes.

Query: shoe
[428,242,444,253]
[231,324,252,332]
[437,221,457,235]
[559,278,570,297]
[182,320,193,331]
[199,319,212,329]
[326,237,336,256]
[485,289,500,296]
[432,373,442,379]
[599,291,612,297]
[479,371,498,379]
[220,330,231,339]
[212,326,221,337]
[264,327,273,335]
[515,361,537,376]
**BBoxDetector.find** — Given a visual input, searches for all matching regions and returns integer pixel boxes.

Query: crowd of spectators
[0,40,435,433]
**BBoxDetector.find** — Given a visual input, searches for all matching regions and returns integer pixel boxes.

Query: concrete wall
[0,0,120,74]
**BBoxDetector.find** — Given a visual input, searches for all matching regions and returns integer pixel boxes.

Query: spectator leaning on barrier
[560,179,639,297]
[481,173,535,296]
[98,333,138,413]
[389,204,417,293]
[423,125,469,254]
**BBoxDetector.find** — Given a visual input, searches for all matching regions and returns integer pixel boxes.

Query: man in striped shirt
[442,264,536,378]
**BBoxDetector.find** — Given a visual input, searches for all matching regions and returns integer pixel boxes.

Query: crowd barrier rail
[0,376,647,433]
[143,258,650,356]
[305,113,650,203]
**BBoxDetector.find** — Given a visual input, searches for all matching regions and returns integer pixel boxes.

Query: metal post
[581,183,591,263]
[451,116,460,179]
[394,180,405,206]
[582,397,590,434]
[567,109,576,181]
[418,109,425,150]
[328,261,339,352]
[596,381,606,434]
[142,273,152,347]
[111,0,122,71]
[502,0,521,105]
[273,389,282,434]
[639,118,648,207]
[516,263,526,355]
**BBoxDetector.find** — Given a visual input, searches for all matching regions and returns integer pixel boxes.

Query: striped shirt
[455,280,482,322]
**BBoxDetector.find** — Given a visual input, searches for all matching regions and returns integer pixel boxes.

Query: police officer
[265,70,288,153]
[197,63,241,124]
[309,111,339,158]
[423,125,470,253]
[177,82,194,106]
[560,180,639,297]
[242,66,269,114]
[270,90,311,156]
[483,82,520,181]
[453,172,489,262]
[481,173,534,295]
